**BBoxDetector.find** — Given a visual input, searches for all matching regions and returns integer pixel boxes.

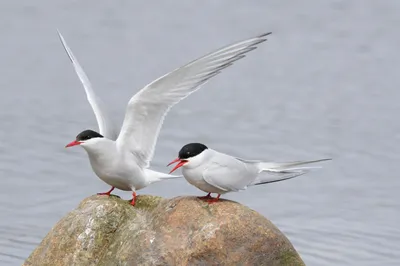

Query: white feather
[58,30,271,196]
[117,33,272,168]
[57,30,118,140]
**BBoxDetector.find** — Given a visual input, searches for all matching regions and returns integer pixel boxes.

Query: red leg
[198,192,212,200]
[97,187,115,196]
[130,191,137,206]
[206,194,221,204]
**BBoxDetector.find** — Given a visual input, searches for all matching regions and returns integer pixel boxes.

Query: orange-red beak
[65,140,82,148]
[167,158,187,173]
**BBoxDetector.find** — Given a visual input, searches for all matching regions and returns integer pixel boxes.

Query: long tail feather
[250,158,331,186]
[144,169,182,184]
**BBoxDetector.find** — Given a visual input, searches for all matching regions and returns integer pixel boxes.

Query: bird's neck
[82,138,117,159]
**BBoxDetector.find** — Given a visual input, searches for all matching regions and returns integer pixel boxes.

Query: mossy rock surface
[23,195,305,266]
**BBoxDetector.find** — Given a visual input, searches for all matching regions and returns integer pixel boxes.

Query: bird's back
[200,149,259,192]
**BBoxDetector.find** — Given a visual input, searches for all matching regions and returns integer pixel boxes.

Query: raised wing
[117,32,272,168]
[57,30,118,140]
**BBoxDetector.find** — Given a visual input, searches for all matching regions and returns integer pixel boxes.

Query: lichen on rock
[24,195,305,266]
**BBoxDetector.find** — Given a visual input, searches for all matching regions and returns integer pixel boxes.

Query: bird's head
[65,129,104,148]
[167,143,208,173]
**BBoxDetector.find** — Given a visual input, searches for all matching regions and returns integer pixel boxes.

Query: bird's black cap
[76,129,104,141]
[178,143,208,159]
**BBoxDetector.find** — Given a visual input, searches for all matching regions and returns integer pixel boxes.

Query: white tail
[144,169,183,184]
[250,158,331,186]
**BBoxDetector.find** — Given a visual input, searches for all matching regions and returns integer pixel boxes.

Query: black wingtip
[315,158,333,163]
[258,32,272,38]
[56,30,75,64]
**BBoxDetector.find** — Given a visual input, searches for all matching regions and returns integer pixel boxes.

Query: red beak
[65,140,82,148]
[167,158,187,174]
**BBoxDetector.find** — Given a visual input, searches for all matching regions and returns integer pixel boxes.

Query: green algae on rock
[23,195,305,266]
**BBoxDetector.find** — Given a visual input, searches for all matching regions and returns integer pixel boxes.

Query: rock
[24,195,305,266]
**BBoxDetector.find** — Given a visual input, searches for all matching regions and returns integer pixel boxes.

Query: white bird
[58,30,271,205]
[168,143,331,203]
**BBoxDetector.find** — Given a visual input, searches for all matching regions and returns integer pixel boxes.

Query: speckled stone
[23,195,305,266]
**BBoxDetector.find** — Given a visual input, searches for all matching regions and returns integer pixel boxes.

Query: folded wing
[250,158,332,185]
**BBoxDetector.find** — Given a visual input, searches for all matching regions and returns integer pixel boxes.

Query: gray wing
[250,158,332,186]
[202,156,257,192]
[116,32,272,168]
[57,30,118,140]
[235,157,262,163]
[250,171,307,186]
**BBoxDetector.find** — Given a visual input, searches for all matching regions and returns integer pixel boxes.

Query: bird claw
[197,193,212,200]
[205,194,221,204]
[205,198,220,204]
[97,187,115,196]
[97,192,111,196]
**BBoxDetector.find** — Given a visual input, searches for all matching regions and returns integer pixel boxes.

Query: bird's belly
[89,158,145,191]
[98,175,132,191]
[183,168,227,194]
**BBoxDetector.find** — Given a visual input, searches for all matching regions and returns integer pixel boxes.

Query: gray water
[1,1,399,265]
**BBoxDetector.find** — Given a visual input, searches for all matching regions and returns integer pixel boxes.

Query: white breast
[82,139,146,191]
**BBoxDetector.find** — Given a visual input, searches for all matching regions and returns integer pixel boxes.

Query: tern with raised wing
[58,31,271,205]
[168,143,331,203]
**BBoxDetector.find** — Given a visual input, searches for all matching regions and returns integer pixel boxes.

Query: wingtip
[258,32,272,38]
[56,30,75,64]
[305,158,333,165]
[56,29,65,44]
[56,28,63,38]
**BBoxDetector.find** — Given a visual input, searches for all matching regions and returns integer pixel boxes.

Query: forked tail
[251,158,331,186]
